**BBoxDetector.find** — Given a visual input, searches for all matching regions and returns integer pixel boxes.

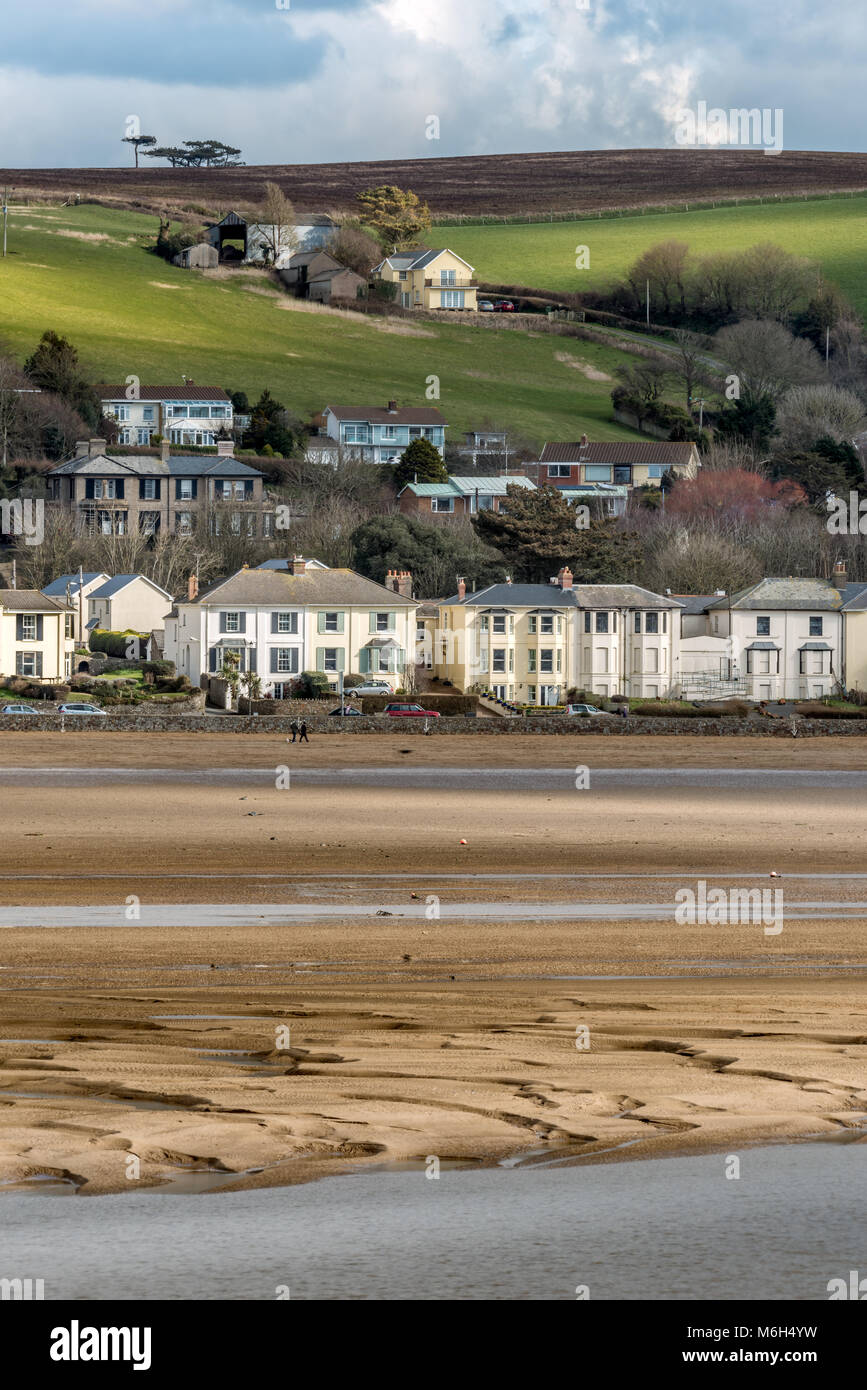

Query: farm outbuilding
[205,211,339,267]
[173,243,219,270]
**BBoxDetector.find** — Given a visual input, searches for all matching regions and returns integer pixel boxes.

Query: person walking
[288,718,299,743]
[299,719,309,743]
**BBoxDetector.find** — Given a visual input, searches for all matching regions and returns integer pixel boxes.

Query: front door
[492,684,508,700]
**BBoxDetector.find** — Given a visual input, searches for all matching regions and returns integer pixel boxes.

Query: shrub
[794,701,867,718]
[290,670,333,699]
[141,659,175,680]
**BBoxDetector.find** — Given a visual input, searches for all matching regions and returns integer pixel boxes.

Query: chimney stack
[833,560,847,589]
[188,573,199,602]
[558,566,573,590]
[580,433,588,448]
[385,568,412,597]
[75,440,89,458]
[387,399,398,414]
[216,440,234,457]
[289,555,307,576]
[88,438,107,458]
[457,576,466,600]
[160,439,171,463]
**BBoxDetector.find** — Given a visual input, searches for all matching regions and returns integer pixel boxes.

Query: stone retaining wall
[0,713,864,737]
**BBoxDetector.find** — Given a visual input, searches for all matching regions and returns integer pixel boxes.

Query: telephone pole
[2,187,10,257]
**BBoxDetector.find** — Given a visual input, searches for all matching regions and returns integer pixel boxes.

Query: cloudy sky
[0,0,863,168]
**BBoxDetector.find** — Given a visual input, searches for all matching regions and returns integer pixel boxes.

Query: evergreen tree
[392,438,448,490]
[472,484,642,584]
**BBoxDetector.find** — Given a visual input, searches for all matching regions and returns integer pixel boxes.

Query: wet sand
[0,733,865,1195]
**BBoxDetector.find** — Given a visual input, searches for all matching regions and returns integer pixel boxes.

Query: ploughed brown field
[0,732,865,1196]
[3,148,867,216]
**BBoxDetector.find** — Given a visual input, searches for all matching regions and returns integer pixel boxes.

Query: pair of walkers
[287,719,309,743]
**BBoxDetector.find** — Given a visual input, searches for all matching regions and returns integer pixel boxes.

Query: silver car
[57,702,106,715]
[2,703,39,714]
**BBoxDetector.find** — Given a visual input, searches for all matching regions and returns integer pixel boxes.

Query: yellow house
[434,572,682,704]
[371,248,478,312]
[0,590,75,683]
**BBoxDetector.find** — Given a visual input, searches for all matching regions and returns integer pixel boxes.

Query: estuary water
[1,1142,863,1300]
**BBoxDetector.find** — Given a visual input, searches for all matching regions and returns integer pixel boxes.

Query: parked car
[384,702,441,718]
[562,703,614,717]
[2,703,39,714]
[348,680,395,696]
[493,300,516,312]
[478,299,495,312]
[329,705,362,716]
[57,702,106,716]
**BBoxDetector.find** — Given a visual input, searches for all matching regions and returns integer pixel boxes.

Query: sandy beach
[0,733,865,1196]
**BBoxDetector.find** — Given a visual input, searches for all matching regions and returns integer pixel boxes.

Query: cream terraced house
[0,590,75,683]
[165,557,417,696]
[371,249,478,311]
[434,571,682,704]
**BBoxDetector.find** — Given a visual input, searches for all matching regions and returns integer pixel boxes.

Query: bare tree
[255,182,299,264]
[714,319,826,404]
[670,329,712,412]
[773,383,866,453]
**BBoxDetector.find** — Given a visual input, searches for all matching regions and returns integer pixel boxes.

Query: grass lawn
[439,195,867,320]
[0,205,643,447]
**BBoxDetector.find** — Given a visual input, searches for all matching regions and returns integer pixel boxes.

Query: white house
[99,386,233,448]
[673,572,867,700]
[309,403,448,465]
[165,557,417,697]
[86,574,175,639]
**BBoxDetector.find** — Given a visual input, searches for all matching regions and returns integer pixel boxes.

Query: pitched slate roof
[324,405,447,426]
[707,578,853,611]
[540,441,697,465]
[0,589,69,612]
[441,582,679,609]
[42,572,107,596]
[671,593,722,614]
[374,248,474,273]
[98,386,230,402]
[50,453,263,479]
[193,567,416,608]
[89,574,173,601]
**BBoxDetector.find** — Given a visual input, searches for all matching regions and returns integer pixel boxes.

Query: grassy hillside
[440,195,867,320]
[0,205,638,447]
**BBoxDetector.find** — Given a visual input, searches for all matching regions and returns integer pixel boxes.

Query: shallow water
[0,1144,862,1300]
[2,766,867,791]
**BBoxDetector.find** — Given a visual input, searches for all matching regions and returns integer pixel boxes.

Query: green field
[0,205,641,447]
[439,195,867,319]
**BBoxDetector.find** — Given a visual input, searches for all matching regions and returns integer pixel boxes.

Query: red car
[493,300,516,312]
[384,703,441,718]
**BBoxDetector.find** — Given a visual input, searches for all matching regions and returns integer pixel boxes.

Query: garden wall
[0,714,865,737]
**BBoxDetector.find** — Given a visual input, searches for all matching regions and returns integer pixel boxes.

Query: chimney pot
[457,576,466,600]
[387,400,397,414]
[833,560,847,589]
[289,555,307,576]
[188,572,199,602]
[558,566,573,590]
[75,440,89,458]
